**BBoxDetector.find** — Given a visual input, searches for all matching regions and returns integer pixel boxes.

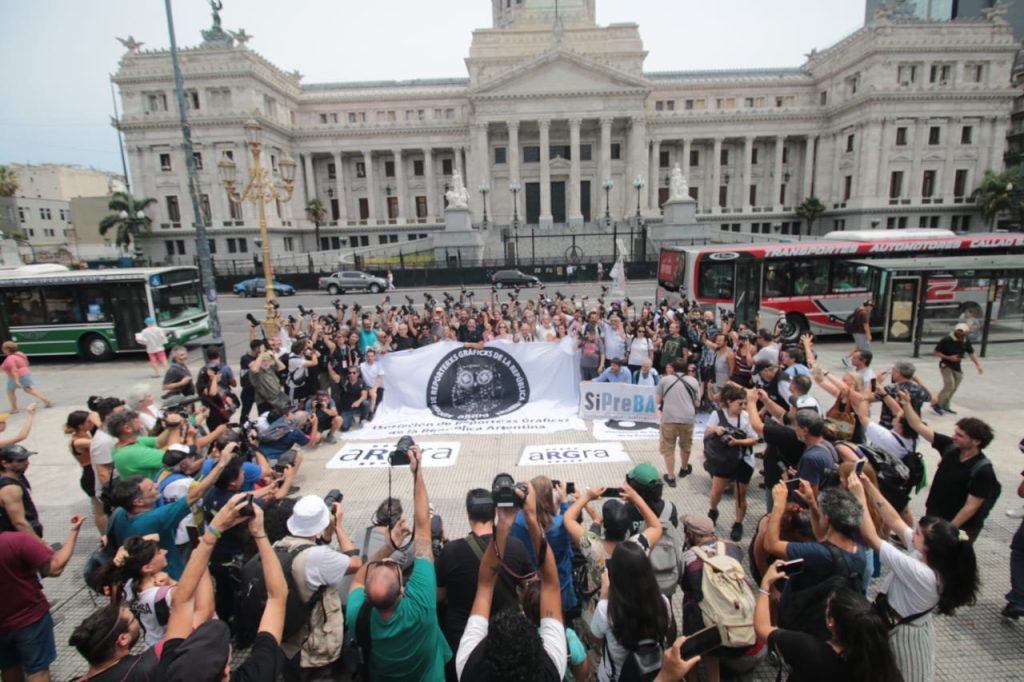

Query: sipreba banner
[578,382,658,422]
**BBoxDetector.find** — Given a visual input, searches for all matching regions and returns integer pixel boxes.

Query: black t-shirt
[934,334,973,372]
[391,334,418,351]
[159,632,283,682]
[767,629,850,682]
[83,648,160,681]
[924,433,997,532]
[336,378,367,410]
[436,533,534,650]
[163,363,195,396]
[457,326,484,343]
[763,421,804,488]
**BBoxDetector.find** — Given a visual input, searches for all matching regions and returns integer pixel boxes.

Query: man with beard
[69,604,159,681]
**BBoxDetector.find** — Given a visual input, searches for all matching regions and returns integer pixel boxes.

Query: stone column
[909,121,924,200]
[303,153,316,204]
[681,138,692,191]
[772,136,785,211]
[508,120,520,221]
[471,123,489,222]
[802,136,815,201]
[363,150,377,222]
[628,117,649,214]
[539,119,553,227]
[422,147,434,220]
[877,124,890,200]
[569,118,583,227]
[830,133,843,205]
[649,137,661,209]
[599,117,613,217]
[711,138,723,213]
[333,151,347,224]
[857,120,882,204]
[456,146,466,184]
[742,136,755,212]
[392,148,406,222]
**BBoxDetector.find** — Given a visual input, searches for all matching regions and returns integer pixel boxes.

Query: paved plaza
[16,282,1023,680]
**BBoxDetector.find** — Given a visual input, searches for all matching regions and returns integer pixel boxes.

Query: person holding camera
[304,388,341,445]
[161,346,195,398]
[329,362,370,432]
[704,385,759,541]
[346,443,452,681]
[249,350,287,415]
[509,476,578,616]
[108,410,176,480]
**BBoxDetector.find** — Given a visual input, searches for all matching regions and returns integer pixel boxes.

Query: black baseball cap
[0,445,35,461]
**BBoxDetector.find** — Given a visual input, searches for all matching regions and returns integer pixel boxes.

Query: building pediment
[470,48,649,99]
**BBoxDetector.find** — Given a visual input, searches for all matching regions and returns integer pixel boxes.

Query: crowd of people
[0,289,1020,682]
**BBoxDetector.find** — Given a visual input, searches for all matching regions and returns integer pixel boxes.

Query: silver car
[320,270,389,294]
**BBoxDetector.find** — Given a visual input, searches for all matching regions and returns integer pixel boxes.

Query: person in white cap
[277,494,360,674]
[930,322,983,415]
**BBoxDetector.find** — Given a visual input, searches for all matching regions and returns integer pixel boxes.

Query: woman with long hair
[705,385,758,541]
[511,475,578,616]
[755,574,903,682]
[847,473,978,682]
[65,410,105,532]
[590,541,673,681]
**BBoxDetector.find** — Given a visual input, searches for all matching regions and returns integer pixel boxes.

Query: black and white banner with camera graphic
[344,339,586,439]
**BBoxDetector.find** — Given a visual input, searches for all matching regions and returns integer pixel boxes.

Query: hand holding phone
[785,478,802,492]
[238,493,256,518]
[679,625,722,660]
[854,458,866,476]
[778,558,805,576]
[601,487,622,498]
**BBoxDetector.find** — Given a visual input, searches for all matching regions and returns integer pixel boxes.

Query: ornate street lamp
[633,175,645,220]
[510,179,521,265]
[479,180,490,229]
[119,207,148,261]
[219,119,296,318]
[602,176,614,228]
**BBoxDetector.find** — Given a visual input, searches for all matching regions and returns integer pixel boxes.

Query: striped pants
[890,613,936,682]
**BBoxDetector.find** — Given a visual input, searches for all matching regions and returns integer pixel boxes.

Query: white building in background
[112,0,1018,266]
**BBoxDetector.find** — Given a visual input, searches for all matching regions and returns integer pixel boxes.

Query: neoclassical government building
[113,0,1019,265]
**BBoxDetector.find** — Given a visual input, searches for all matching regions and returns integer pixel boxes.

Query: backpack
[259,421,294,445]
[234,542,325,648]
[649,502,684,597]
[702,408,746,478]
[843,313,859,334]
[967,455,1002,526]
[841,441,916,508]
[691,541,756,648]
[287,355,308,389]
[614,638,663,682]
[340,599,374,679]
[153,470,188,507]
[778,543,862,639]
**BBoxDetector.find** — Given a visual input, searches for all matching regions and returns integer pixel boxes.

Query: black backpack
[702,408,746,478]
[841,441,920,508]
[606,637,664,682]
[967,455,1002,526]
[843,314,859,334]
[778,543,862,639]
[234,543,324,648]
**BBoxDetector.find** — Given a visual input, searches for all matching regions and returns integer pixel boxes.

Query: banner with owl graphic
[343,338,587,439]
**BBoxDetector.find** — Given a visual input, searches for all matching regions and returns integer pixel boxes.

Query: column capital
[599,116,614,127]
[537,118,551,130]
[472,121,489,132]
[507,119,520,131]
[775,135,785,143]
[421,146,433,155]
[391,148,403,157]
[568,117,583,128]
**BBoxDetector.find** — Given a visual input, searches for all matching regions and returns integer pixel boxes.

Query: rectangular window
[208,239,216,254]
[897,64,917,85]
[820,90,828,106]
[356,162,366,178]
[445,108,455,120]
[720,148,729,165]
[718,185,728,208]
[494,147,507,165]
[416,196,427,218]
[228,192,243,221]
[186,90,200,110]
[895,127,907,146]
[384,161,395,178]
[580,144,592,161]
[751,148,759,165]
[779,183,787,206]
[782,146,789,164]
[928,127,941,145]
[165,196,181,223]
[745,97,755,108]
[175,240,186,255]
[319,113,329,124]
[146,92,167,112]
[523,146,540,163]
[749,185,757,206]
[200,194,211,223]
[843,176,852,201]
[831,261,871,293]
[846,134,855,153]
[413,159,424,176]
[921,170,936,198]
[442,158,453,175]
[659,150,670,168]
[967,63,984,83]
[549,145,570,160]
[227,239,239,254]
[655,101,664,111]
[845,74,859,95]
[689,149,700,167]
[283,237,294,251]
[165,240,176,256]
[358,198,369,220]
[17,207,28,223]
[954,169,969,197]
[192,152,203,170]
[929,63,952,83]
[348,112,357,123]
[889,171,904,199]
[698,261,734,299]
[327,163,336,180]
[961,126,973,144]
[610,143,621,160]
[685,99,694,110]
[689,186,698,202]
[776,96,784,108]
[160,153,172,171]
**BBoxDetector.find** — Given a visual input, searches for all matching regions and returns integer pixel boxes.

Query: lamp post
[219,119,296,319]
[602,176,613,228]
[119,208,148,262]
[510,179,521,265]
[479,180,490,230]
[633,175,645,220]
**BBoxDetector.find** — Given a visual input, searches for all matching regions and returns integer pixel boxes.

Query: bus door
[733,254,761,328]
[870,267,889,327]
[109,282,150,351]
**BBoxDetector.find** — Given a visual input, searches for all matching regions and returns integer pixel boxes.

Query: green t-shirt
[112,436,165,479]
[659,334,686,370]
[346,558,452,682]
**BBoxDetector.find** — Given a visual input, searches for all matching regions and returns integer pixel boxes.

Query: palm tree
[973,168,1023,230]
[795,196,826,235]
[0,165,18,197]
[305,197,328,251]
[99,192,156,255]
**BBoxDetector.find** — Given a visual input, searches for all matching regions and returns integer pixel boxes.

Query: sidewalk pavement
[17,340,1023,680]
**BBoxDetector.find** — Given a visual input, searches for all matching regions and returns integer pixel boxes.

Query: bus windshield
[152,278,204,324]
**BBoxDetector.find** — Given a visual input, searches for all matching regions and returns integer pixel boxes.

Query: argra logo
[708,252,740,261]
[426,347,529,420]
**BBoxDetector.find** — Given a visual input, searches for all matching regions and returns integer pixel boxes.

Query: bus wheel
[80,334,114,361]
[777,314,808,343]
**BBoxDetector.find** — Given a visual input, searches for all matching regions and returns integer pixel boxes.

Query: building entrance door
[580,180,591,222]
[525,183,540,224]
[551,181,566,224]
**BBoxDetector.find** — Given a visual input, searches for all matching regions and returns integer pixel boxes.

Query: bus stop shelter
[849,254,1024,359]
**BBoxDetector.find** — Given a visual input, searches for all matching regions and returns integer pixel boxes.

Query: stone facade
[113,0,1018,266]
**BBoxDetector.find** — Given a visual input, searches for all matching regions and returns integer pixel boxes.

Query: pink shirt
[1,352,30,378]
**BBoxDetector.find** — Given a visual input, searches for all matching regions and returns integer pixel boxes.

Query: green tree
[973,168,1023,230]
[0,165,18,197]
[795,196,826,235]
[305,197,328,251]
[99,192,155,254]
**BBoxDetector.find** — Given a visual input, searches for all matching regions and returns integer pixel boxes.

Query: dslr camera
[389,435,415,466]
[491,473,529,508]
[324,488,344,508]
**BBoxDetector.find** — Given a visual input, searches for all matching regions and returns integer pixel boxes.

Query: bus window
[698,261,734,299]
[78,287,109,322]
[763,262,793,298]
[42,287,82,324]
[791,261,830,296]
[152,281,203,323]
[831,261,871,292]
[3,289,46,326]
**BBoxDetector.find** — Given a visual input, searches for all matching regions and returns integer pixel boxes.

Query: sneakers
[1007,507,1024,519]
[1001,603,1024,620]
[678,464,693,478]
[730,522,744,542]
[930,404,945,416]
[323,432,337,444]
[708,508,720,524]
[662,474,678,488]
[943,406,958,415]
[841,356,851,368]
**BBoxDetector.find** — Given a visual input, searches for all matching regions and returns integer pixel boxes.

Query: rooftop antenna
[553,0,564,44]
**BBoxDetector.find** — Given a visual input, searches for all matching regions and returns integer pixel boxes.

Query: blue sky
[0,0,864,173]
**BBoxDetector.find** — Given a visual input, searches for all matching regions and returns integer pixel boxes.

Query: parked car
[318,270,389,294]
[491,269,540,288]
[232,278,296,297]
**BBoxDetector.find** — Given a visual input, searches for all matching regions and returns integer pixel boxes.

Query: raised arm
[409,445,433,561]
[562,488,597,544]
[250,505,288,643]
[186,446,236,506]
[621,482,663,547]
[41,515,85,577]
[764,483,790,558]
[897,389,934,444]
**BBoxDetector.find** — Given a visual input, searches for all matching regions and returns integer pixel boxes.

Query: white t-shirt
[879,527,940,618]
[161,476,195,545]
[627,336,653,367]
[138,408,163,433]
[706,409,758,468]
[456,614,567,680]
[859,367,876,391]
[360,361,384,389]
[90,429,118,496]
[135,326,168,354]
[127,582,175,647]
[866,423,916,461]
[794,394,824,417]
[591,595,671,682]
[753,344,780,366]
[302,544,352,593]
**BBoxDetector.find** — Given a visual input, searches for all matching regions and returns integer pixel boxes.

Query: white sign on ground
[579,382,658,421]
[517,442,631,467]
[326,442,460,469]
[591,413,709,442]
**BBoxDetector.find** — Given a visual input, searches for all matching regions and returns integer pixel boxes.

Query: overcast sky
[0,0,864,174]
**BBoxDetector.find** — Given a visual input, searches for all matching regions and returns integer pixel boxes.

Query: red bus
[655,230,1024,340]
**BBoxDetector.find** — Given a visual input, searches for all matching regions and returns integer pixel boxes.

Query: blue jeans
[0,611,56,675]
[1008,521,1024,608]
[342,403,370,431]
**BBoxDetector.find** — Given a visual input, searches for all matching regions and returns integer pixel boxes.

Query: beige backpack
[691,541,756,648]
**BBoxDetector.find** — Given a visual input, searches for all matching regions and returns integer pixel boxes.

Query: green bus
[0,265,210,360]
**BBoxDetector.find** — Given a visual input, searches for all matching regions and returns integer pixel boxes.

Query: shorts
[148,349,168,364]
[852,333,871,351]
[6,375,32,391]
[0,611,57,675]
[79,465,96,498]
[711,459,754,485]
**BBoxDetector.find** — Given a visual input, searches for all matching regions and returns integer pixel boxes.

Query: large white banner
[579,382,658,421]
[345,339,587,439]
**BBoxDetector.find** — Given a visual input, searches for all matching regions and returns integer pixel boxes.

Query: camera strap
[490,533,538,582]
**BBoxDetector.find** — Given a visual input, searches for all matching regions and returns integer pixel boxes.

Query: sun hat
[287,495,331,537]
